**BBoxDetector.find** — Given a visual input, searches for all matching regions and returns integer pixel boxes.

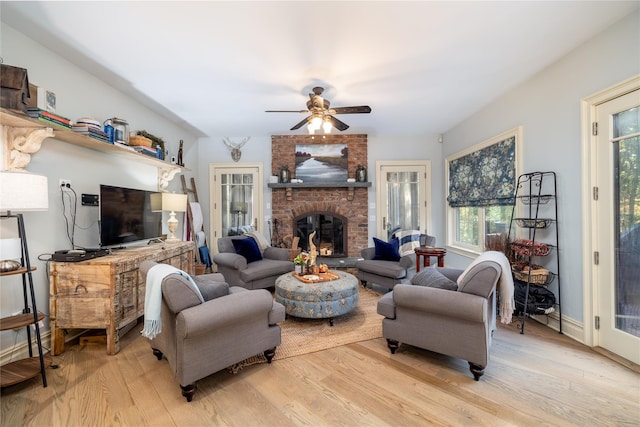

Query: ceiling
[2,1,638,137]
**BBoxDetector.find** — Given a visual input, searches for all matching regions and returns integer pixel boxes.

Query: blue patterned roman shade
[447,136,516,207]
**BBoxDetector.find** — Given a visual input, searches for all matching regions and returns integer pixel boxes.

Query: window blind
[447,136,516,207]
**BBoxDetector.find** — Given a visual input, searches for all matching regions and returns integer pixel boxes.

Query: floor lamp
[0,171,49,387]
[151,192,188,242]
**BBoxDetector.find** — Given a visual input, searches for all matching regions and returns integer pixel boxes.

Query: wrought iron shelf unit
[0,213,49,388]
[507,171,562,335]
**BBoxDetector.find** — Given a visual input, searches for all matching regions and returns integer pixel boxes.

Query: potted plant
[293,252,308,275]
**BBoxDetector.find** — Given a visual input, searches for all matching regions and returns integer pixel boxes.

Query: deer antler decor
[222,137,250,162]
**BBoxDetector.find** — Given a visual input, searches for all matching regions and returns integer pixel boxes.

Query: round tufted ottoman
[274,270,359,325]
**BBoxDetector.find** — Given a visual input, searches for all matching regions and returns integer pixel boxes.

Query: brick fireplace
[270,135,368,258]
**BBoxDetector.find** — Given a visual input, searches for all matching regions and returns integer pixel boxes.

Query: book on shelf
[25,108,40,118]
[38,116,72,129]
[88,135,111,143]
[27,108,71,125]
[133,146,159,157]
[40,110,71,124]
[72,124,109,138]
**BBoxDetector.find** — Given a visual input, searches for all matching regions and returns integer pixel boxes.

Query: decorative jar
[279,165,291,183]
[356,164,367,182]
[112,117,129,145]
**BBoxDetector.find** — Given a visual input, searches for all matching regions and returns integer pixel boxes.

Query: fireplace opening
[294,212,347,257]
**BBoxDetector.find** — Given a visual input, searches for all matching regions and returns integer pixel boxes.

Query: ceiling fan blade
[265,110,309,113]
[290,115,312,130]
[328,115,349,131]
[331,106,372,115]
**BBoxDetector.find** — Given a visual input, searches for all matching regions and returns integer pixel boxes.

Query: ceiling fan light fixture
[311,115,322,130]
[322,118,332,134]
[267,86,371,132]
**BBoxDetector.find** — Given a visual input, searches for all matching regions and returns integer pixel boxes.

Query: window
[446,127,522,254]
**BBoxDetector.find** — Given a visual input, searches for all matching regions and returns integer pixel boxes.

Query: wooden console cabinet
[49,241,195,355]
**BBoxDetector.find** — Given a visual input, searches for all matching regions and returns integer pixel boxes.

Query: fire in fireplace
[294,212,347,257]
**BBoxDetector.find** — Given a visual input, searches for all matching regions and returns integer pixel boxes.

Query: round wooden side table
[414,246,447,271]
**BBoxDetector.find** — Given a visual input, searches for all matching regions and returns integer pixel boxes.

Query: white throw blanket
[245,231,271,252]
[392,229,422,257]
[141,264,204,339]
[457,251,514,324]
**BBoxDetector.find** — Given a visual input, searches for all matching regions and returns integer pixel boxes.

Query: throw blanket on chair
[246,231,270,252]
[141,264,204,339]
[392,229,422,257]
[457,251,515,324]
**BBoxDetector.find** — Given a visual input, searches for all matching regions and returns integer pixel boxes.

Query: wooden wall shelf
[0,108,186,190]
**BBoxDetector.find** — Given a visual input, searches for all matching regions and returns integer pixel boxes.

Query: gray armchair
[357,234,435,290]
[376,256,503,380]
[139,261,285,401]
[213,235,294,290]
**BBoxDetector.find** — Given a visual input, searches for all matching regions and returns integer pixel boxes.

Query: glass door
[595,89,639,364]
[210,163,263,249]
[376,160,431,240]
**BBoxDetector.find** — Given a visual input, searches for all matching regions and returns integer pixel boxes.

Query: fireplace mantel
[267,182,370,189]
[268,182,371,201]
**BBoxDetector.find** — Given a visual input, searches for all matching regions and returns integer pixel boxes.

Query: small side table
[415,246,447,271]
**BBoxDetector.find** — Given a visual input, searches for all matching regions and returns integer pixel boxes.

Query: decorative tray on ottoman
[292,271,340,283]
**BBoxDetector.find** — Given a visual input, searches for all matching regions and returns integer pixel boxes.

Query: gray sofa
[139,261,285,401]
[357,234,435,290]
[376,259,501,380]
[212,235,294,290]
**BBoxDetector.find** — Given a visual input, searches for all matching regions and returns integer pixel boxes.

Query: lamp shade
[0,171,49,212]
[0,238,22,260]
[150,192,187,213]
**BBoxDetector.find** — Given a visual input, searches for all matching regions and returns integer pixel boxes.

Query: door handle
[383,217,387,230]
[254,218,258,231]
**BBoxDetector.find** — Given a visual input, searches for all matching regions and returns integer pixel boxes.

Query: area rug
[230,286,384,371]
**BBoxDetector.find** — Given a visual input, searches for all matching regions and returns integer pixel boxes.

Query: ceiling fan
[266,87,371,132]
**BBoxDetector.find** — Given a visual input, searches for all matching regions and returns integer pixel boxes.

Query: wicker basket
[510,239,551,257]
[513,268,551,285]
[129,135,153,147]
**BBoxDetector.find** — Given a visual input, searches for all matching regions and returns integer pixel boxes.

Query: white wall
[441,11,640,324]
[0,24,200,351]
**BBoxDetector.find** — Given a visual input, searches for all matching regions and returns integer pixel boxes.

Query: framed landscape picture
[295,144,348,183]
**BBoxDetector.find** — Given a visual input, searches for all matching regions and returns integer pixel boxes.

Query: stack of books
[132,145,159,158]
[71,124,110,143]
[26,108,72,130]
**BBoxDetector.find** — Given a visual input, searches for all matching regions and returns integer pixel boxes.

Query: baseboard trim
[1,330,51,366]
[528,312,584,344]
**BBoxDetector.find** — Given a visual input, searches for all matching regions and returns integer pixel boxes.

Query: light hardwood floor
[1,319,638,426]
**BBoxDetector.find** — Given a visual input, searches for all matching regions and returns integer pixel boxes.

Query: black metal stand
[1,212,48,387]
[507,172,562,335]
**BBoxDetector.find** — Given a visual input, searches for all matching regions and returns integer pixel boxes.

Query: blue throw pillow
[232,237,263,263]
[373,237,401,261]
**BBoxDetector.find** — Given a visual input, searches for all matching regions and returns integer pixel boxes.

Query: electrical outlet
[59,178,71,187]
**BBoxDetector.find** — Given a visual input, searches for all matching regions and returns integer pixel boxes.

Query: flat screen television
[99,184,162,247]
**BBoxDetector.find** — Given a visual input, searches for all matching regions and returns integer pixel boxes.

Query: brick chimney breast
[271,135,368,257]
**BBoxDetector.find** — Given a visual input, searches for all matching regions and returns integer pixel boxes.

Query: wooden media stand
[49,241,195,355]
